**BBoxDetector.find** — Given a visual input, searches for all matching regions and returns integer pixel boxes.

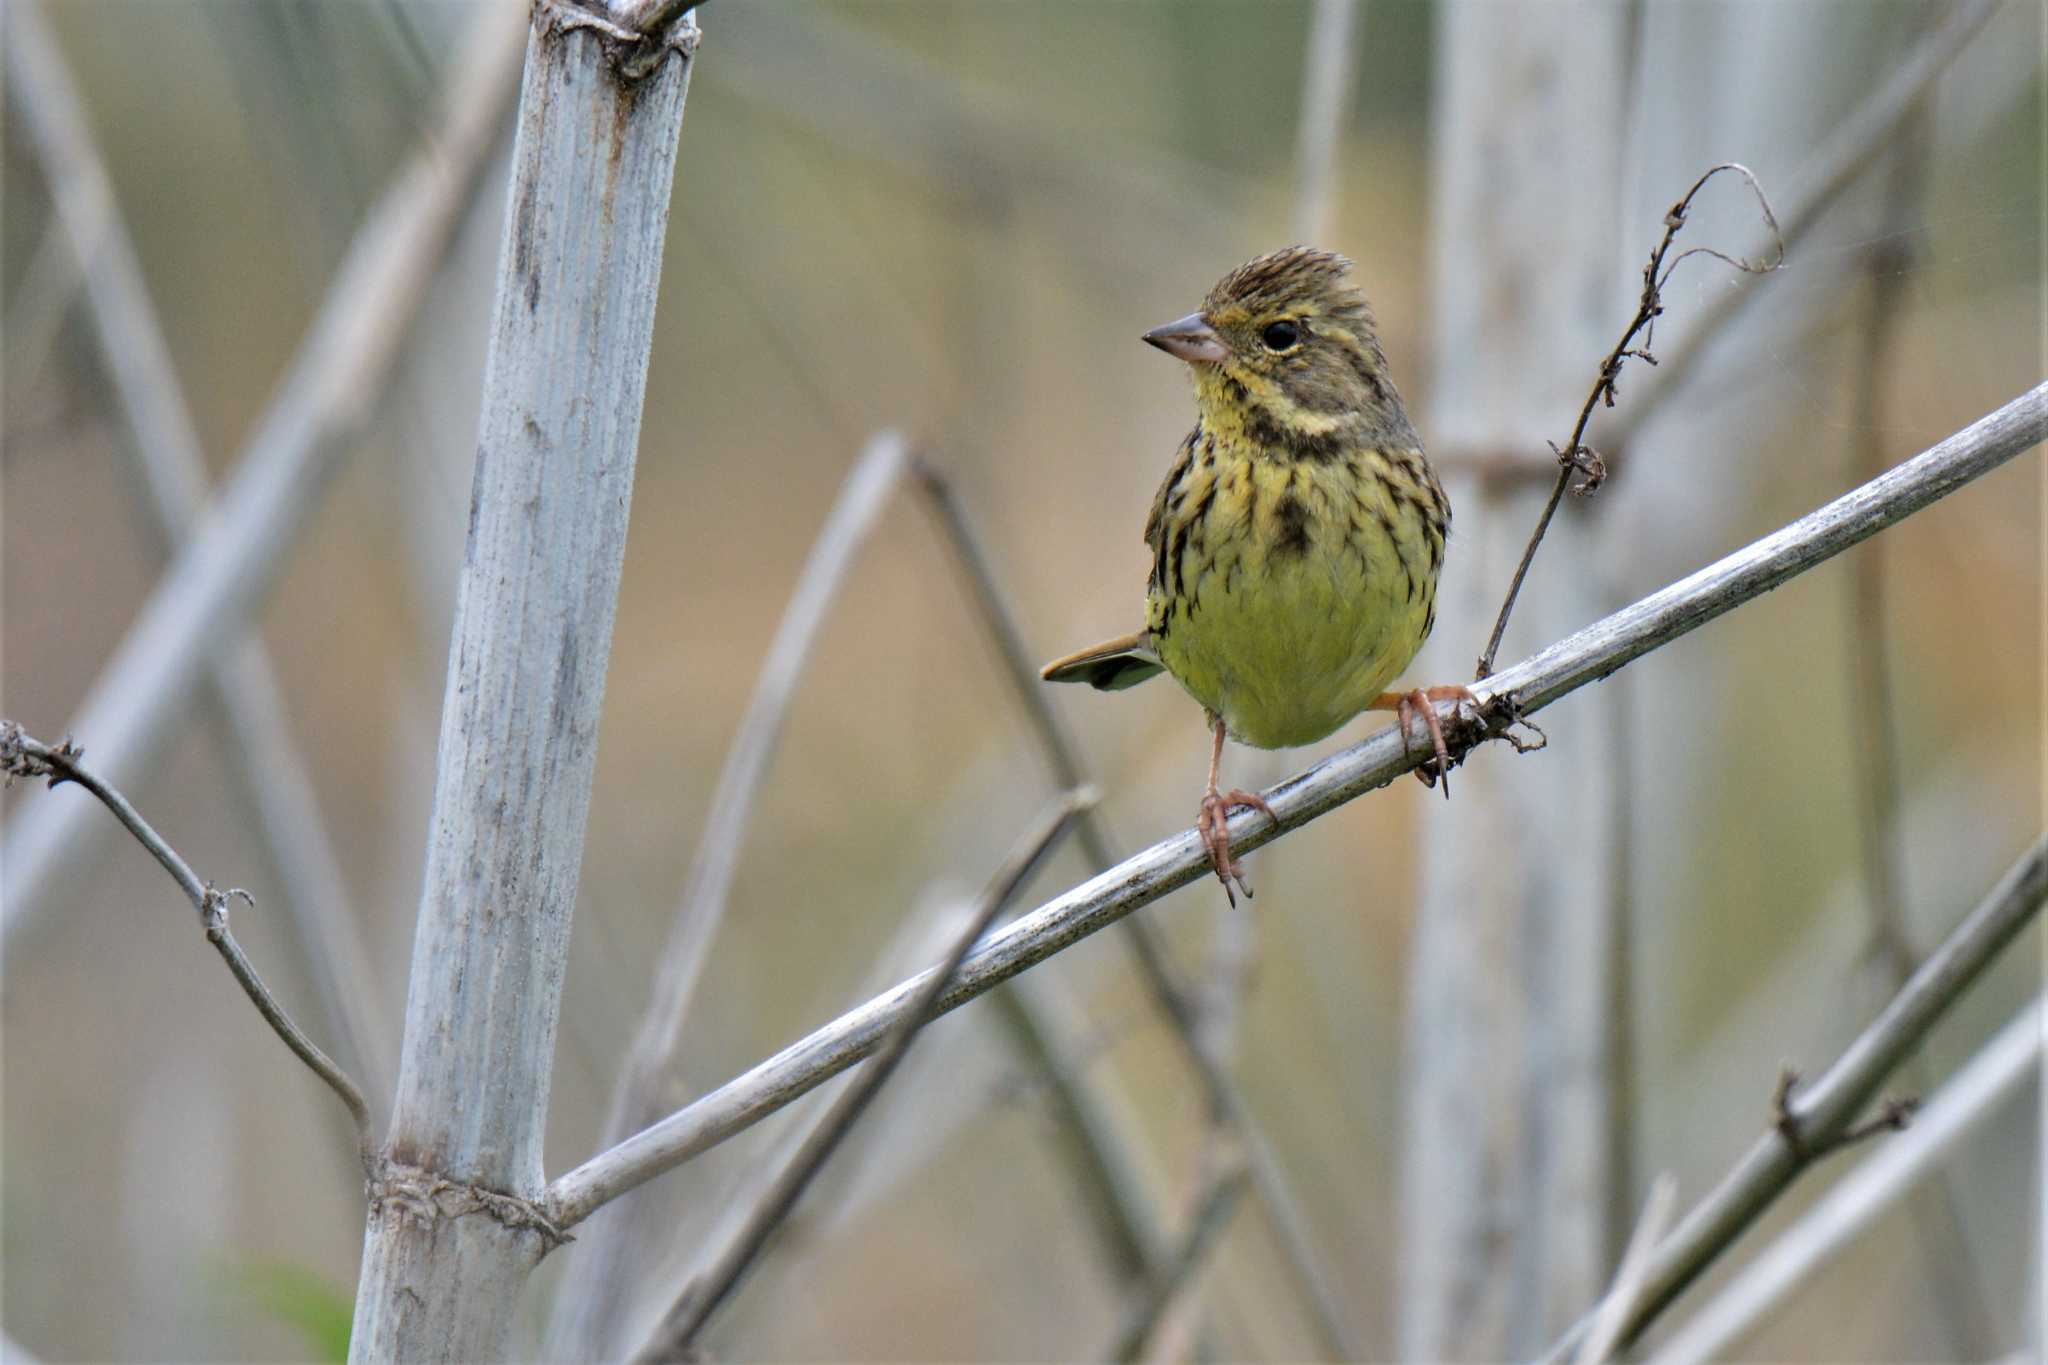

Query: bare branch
[0,0,526,939]
[1474,163,1782,679]
[1538,834,2048,1363]
[913,459,1362,1359]
[549,382,2047,1231]
[630,789,1094,1360]
[1644,994,2045,1365]
[0,723,372,1162]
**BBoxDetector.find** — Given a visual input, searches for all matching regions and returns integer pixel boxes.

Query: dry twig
[1600,0,2002,456]
[0,722,372,1164]
[1475,164,1783,679]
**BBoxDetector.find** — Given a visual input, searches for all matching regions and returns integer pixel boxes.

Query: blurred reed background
[2,1,2040,1360]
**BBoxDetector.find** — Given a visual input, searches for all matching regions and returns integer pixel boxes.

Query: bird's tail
[1040,632,1166,691]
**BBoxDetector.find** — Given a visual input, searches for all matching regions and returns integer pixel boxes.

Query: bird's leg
[1196,712,1275,905]
[1369,685,1483,798]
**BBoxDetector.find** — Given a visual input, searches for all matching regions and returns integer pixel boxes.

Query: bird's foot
[1197,787,1275,906]
[1385,685,1483,798]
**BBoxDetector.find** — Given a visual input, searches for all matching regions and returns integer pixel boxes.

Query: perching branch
[1474,163,1783,679]
[548,381,2047,1231]
[1643,993,2045,1365]
[0,723,372,1163]
[914,459,1361,1358]
[631,789,1092,1360]
[1538,834,2048,1363]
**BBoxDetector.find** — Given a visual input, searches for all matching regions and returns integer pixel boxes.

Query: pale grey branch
[1644,994,2044,1365]
[550,383,2046,1231]
[1538,833,2048,1363]
[1575,1175,1677,1365]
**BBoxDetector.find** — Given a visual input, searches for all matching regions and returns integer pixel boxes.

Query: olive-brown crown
[1196,246,1409,440]
[1202,246,1369,332]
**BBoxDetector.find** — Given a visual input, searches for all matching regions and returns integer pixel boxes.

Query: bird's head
[1143,246,1413,453]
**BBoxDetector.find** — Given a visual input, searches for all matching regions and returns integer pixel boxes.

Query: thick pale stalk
[1405,6,1630,1356]
[348,11,696,1360]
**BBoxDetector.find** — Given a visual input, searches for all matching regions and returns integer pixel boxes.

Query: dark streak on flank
[1273,493,1311,558]
[1166,520,1191,603]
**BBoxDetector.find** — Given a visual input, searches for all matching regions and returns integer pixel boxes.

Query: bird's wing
[1040,632,1165,691]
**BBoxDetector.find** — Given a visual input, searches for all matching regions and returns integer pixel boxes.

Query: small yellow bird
[1042,247,1472,901]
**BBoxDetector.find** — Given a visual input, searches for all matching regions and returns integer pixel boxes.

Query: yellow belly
[1150,455,1437,750]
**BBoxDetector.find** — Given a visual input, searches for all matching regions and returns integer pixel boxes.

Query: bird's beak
[1142,313,1229,365]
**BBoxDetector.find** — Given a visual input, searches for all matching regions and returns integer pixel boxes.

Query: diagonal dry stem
[1538,835,2047,1362]
[629,790,1093,1360]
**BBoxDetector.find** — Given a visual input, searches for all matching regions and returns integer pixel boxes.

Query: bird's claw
[1198,787,1274,905]
[1395,686,1483,798]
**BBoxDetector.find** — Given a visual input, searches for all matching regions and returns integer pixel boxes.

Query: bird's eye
[1261,320,1300,352]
